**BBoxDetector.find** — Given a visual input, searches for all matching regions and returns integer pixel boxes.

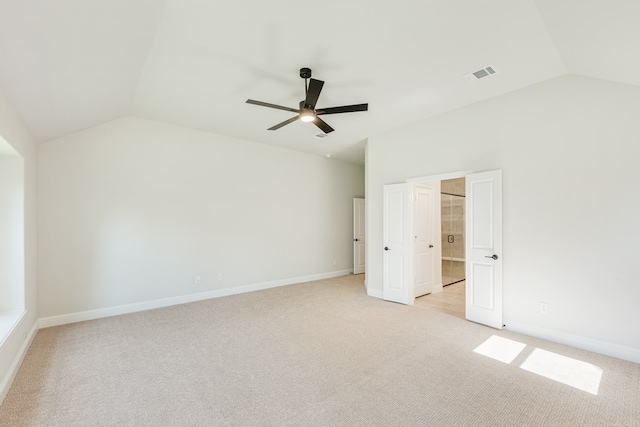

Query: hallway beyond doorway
[414,281,465,319]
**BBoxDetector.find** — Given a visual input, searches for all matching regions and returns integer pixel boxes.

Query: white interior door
[413,185,435,297]
[353,198,365,274]
[465,170,503,329]
[383,183,413,305]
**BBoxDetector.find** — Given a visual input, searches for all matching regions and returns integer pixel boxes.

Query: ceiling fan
[246,67,368,134]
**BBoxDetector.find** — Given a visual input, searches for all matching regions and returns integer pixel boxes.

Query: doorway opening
[0,134,26,343]
[441,177,466,287]
[382,169,502,328]
[353,198,365,275]
[414,177,466,319]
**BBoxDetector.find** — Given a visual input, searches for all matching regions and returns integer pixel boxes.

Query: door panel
[383,183,412,305]
[470,180,494,249]
[387,253,404,291]
[465,170,502,328]
[470,263,494,309]
[414,186,435,297]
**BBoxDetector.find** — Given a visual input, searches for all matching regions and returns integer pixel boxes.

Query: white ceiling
[0,0,637,163]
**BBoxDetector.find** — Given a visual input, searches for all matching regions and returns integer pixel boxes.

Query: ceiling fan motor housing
[299,67,312,79]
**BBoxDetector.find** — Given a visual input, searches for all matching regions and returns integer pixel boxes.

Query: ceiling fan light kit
[300,110,315,122]
[246,67,368,134]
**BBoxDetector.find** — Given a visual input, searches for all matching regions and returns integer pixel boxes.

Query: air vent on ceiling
[463,66,497,82]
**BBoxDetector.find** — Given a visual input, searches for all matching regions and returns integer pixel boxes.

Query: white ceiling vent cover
[464,66,497,82]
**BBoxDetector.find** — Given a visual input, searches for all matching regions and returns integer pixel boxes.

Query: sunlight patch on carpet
[473,335,527,364]
[520,348,602,395]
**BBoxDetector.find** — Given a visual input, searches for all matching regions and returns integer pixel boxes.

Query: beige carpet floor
[1,274,639,426]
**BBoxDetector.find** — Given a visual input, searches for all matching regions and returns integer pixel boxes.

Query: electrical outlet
[22,331,27,340]
[333,259,336,265]
[195,276,201,284]
[539,302,548,315]
[217,273,223,281]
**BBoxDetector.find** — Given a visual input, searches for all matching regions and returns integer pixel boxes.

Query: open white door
[353,198,365,274]
[465,170,502,328]
[383,183,413,305]
[413,185,436,297]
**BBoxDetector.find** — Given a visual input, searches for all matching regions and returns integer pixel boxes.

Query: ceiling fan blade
[246,99,300,113]
[305,78,324,109]
[313,117,334,134]
[316,103,369,115]
[268,116,299,131]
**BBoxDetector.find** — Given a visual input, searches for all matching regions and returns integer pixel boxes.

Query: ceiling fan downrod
[300,67,312,97]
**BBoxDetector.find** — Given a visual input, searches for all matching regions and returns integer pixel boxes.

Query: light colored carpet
[1,274,639,426]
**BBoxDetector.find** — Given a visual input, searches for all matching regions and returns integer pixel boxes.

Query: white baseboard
[39,269,353,329]
[0,315,38,405]
[504,319,640,364]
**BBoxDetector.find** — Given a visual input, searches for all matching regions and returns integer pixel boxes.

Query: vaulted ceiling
[0,0,637,163]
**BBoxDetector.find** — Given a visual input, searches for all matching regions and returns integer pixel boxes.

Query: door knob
[353,238,359,242]
[485,254,498,260]
[384,247,390,251]
[429,244,434,248]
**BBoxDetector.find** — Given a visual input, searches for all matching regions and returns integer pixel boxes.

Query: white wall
[38,117,364,318]
[0,88,38,400]
[367,75,640,358]
[0,154,24,312]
